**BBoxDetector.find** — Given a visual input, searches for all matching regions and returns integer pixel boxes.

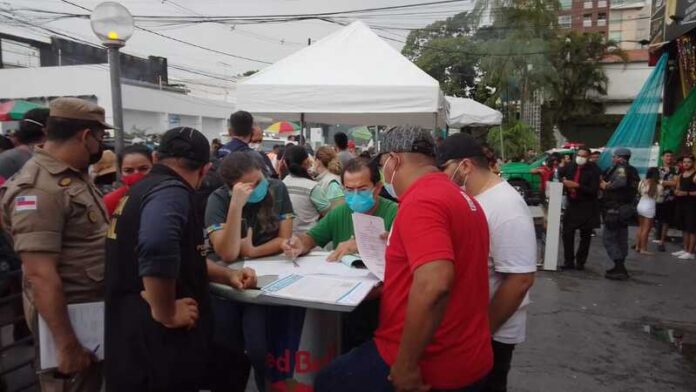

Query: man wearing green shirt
[283,157,398,350]
[283,157,398,260]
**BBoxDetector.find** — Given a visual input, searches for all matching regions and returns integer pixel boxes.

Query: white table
[209,253,377,391]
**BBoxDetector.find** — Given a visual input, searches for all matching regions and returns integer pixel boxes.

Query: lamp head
[90,2,134,47]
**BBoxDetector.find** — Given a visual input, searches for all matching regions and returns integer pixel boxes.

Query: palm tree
[545,31,628,127]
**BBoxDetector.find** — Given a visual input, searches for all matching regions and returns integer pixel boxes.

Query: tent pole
[499,126,505,161]
[301,113,306,146]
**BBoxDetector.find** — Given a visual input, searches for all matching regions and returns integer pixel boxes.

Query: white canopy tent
[446,96,502,128]
[236,21,448,129]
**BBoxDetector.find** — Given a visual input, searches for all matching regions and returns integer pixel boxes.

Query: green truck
[500,149,576,204]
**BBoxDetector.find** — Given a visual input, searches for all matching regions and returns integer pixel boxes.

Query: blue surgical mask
[345,189,376,213]
[247,177,269,204]
[381,156,398,199]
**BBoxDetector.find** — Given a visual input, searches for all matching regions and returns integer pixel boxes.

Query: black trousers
[482,340,516,392]
[562,226,593,266]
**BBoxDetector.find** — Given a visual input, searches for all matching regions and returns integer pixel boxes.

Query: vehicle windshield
[531,153,549,166]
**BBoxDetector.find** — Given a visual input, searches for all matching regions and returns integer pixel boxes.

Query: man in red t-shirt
[315,126,492,392]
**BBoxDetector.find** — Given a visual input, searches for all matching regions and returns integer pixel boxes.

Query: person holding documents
[282,157,398,350]
[1,98,113,392]
[105,128,256,392]
[315,126,492,392]
[438,133,536,392]
[205,150,294,391]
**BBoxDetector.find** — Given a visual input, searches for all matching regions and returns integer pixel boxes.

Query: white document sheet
[38,301,104,370]
[351,213,387,281]
[229,252,373,280]
[261,274,374,306]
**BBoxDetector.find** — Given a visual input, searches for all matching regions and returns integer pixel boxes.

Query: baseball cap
[436,133,485,168]
[613,147,632,158]
[378,125,436,157]
[158,127,210,163]
[49,97,113,129]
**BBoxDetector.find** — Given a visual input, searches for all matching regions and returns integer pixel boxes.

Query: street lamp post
[90,2,134,158]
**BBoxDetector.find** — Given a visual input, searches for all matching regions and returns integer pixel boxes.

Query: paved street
[4,228,696,392]
[511,228,696,391]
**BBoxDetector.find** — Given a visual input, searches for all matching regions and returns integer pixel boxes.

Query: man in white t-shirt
[438,133,536,392]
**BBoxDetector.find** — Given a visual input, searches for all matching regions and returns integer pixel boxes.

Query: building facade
[0,32,235,140]
[558,0,610,36]
[609,0,652,50]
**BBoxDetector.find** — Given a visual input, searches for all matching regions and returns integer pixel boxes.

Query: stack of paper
[351,213,387,281]
[38,302,104,370]
[226,252,380,310]
[261,274,375,307]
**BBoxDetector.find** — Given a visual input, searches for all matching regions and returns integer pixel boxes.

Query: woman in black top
[205,151,294,392]
[672,155,696,259]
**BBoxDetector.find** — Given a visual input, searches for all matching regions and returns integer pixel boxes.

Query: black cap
[436,133,485,167]
[613,147,631,158]
[158,127,210,163]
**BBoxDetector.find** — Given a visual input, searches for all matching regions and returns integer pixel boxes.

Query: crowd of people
[537,147,696,281]
[0,95,692,392]
[0,97,538,392]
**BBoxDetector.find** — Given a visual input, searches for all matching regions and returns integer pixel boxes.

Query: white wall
[0,65,235,138]
[123,109,166,134]
[598,62,655,115]
[0,64,113,121]
[201,117,226,141]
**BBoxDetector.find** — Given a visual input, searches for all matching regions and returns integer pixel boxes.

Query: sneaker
[560,263,576,271]
[672,250,687,257]
[678,253,695,260]
[652,240,662,244]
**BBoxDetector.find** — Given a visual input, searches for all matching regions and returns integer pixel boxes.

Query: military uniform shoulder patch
[15,195,38,211]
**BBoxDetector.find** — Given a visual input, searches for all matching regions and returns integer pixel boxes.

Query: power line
[57,0,273,64]
[0,10,242,84]
[42,0,473,21]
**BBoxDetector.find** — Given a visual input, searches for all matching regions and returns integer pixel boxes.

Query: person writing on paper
[104,128,256,392]
[282,157,398,351]
[438,133,536,392]
[1,98,112,392]
[205,150,293,391]
[315,126,492,392]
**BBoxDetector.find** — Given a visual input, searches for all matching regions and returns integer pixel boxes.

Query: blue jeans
[314,340,485,392]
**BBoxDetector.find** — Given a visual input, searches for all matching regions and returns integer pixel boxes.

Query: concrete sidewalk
[510,230,696,391]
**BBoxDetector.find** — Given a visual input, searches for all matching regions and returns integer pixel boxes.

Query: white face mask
[576,156,588,166]
[249,143,261,151]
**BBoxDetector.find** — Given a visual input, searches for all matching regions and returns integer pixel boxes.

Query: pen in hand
[286,238,300,267]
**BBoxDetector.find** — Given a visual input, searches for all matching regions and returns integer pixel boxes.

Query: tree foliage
[401,0,624,130]
[402,13,479,97]
[487,121,538,159]
[545,31,627,124]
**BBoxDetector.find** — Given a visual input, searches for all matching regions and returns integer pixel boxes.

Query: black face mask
[89,143,104,165]
[86,132,104,165]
